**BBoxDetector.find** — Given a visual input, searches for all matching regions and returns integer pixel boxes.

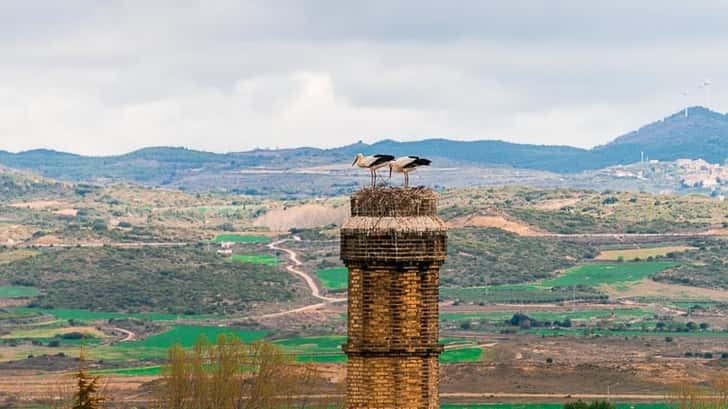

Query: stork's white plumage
[352,153,395,186]
[388,156,431,188]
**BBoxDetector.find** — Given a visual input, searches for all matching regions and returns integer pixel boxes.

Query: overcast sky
[1,1,727,155]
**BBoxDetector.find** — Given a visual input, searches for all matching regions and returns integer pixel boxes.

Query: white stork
[352,153,395,186]
[388,156,431,188]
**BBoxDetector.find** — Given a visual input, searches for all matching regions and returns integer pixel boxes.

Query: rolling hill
[0,106,726,185]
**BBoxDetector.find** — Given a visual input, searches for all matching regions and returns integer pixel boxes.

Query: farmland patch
[0,286,38,298]
[595,246,695,261]
[213,234,271,244]
[316,267,348,290]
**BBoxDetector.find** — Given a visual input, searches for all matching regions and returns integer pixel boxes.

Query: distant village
[599,158,728,199]
[675,158,728,190]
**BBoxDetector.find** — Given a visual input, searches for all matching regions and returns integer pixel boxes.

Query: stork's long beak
[351,157,357,166]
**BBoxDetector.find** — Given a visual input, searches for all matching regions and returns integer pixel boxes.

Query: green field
[11,307,218,322]
[274,335,346,363]
[100,325,270,361]
[441,262,678,303]
[213,234,271,244]
[129,325,268,349]
[541,262,678,289]
[230,254,278,265]
[316,267,348,290]
[596,246,694,261]
[271,336,485,364]
[0,286,39,298]
[92,366,162,377]
[440,347,483,363]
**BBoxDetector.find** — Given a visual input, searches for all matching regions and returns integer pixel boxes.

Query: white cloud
[0,1,727,155]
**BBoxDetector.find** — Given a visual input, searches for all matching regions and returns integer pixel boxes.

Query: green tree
[564,400,589,409]
[157,334,337,409]
[72,350,107,409]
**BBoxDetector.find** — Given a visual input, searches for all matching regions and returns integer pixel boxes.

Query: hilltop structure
[341,187,447,409]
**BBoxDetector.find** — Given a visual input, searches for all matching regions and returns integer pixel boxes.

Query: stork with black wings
[388,156,432,188]
[352,153,395,186]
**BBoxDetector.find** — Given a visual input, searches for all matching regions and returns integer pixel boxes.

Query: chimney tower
[341,187,447,409]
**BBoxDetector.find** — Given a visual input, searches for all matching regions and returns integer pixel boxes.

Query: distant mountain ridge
[1,106,727,184]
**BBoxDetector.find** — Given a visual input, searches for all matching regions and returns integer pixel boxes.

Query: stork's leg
[372,169,377,186]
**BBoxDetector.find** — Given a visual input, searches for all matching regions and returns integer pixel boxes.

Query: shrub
[564,400,589,409]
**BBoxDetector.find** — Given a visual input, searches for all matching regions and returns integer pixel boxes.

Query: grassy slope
[0,246,294,314]
[213,234,271,244]
[315,267,348,290]
[542,262,678,289]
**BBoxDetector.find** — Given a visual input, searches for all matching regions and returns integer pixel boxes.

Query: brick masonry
[341,188,447,409]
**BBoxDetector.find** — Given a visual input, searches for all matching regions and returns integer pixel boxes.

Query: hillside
[1,107,727,189]
[595,106,728,164]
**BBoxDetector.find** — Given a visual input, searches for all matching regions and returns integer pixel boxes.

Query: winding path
[252,237,346,319]
[268,237,344,303]
[112,327,137,342]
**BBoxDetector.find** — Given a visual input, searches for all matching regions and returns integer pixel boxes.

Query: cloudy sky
[1,1,727,155]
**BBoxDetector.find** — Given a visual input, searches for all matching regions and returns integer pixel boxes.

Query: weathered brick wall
[341,187,447,409]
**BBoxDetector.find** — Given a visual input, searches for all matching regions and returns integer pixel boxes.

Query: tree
[565,401,615,409]
[46,349,107,409]
[72,350,107,409]
[564,400,588,409]
[156,334,337,409]
[669,374,728,409]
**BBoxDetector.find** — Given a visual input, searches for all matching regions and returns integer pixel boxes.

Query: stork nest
[350,186,438,218]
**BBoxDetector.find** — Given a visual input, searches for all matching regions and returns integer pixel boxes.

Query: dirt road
[112,327,136,342]
[241,237,345,320]
[268,237,345,303]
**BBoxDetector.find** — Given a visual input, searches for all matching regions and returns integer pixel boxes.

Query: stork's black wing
[371,154,395,166]
[403,157,431,168]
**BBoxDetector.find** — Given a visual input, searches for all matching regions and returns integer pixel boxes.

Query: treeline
[653,239,728,289]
